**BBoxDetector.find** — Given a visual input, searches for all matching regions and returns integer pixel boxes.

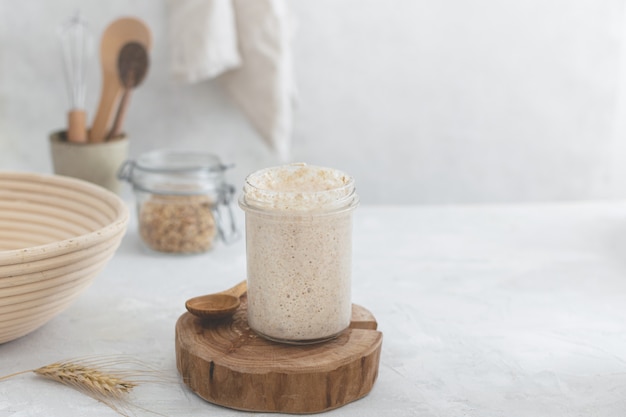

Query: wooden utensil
[89,17,151,143]
[106,42,149,140]
[185,280,247,320]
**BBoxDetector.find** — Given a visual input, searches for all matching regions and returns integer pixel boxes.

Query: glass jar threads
[119,150,239,254]
[239,163,359,344]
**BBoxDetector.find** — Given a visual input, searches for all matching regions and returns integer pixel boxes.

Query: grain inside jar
[139,194,216,254]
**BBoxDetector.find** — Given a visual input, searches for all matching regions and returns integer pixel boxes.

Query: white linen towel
[167,0,296,159]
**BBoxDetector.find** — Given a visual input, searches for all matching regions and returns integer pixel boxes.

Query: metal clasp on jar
[213,183,240,244]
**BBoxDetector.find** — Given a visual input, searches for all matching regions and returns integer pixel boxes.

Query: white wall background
[2,0,626,204]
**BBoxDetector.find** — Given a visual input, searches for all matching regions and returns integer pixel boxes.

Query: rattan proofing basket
[0,172,128,343]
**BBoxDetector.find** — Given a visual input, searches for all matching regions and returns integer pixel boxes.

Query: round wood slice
[175,297,383,414]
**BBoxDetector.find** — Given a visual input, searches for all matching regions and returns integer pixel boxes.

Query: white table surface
[2,201,626,416]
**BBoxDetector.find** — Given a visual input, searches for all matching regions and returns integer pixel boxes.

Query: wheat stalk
[34,360,137,399]
[0,355,168,417]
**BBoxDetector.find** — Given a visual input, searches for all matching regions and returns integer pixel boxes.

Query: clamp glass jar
[119,150,239,254]
[239,163,359,344]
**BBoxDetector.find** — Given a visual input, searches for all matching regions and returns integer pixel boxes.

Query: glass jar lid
[118,150,232,195]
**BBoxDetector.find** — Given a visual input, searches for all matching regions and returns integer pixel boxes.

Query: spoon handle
[107,88,131,140]
[223,280,247,298]
[90,75,121,142]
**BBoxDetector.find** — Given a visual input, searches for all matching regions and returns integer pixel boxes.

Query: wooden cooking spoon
[185,280,248,320]
[89,17,151,143]
[106,42,149,140]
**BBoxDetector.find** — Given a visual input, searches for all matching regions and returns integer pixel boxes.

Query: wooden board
[175,297,383,414]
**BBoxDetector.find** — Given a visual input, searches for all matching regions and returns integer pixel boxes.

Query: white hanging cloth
[167,0,296,159]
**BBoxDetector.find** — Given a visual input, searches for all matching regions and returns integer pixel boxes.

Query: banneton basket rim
[0,171,129,267]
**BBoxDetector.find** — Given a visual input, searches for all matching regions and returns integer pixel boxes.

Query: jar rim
[240,163,358,213]
[238,192,359,216]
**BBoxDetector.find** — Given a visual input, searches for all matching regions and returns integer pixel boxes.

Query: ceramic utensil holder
[49,130,128,194]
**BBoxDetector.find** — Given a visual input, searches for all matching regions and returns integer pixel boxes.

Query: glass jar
[239,163,359,344]
[118,150,239,254]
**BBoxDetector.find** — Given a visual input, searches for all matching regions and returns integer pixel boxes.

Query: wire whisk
[58,11,93,143]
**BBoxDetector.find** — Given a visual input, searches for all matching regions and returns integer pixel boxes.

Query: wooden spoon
[106,42,149,140]
[89,17,151,143]
[185,280,248,320]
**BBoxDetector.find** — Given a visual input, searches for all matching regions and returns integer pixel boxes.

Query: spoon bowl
[107,41,149,139]
[186,280,247,320]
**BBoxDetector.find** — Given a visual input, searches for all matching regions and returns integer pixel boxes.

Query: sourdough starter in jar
[239,163,359,344]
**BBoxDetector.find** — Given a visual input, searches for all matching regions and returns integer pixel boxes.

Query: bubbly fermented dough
[242,163,354,211]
